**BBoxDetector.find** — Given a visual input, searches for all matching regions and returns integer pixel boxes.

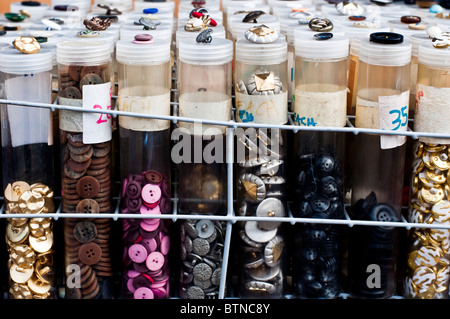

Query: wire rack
[1,79,450,300]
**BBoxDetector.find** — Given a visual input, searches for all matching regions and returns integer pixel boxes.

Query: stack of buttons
[4,181,55,299]
[404,142,450,299]
[179,219,226,299]
[348,191,399,298]
[292,151,344,299]
[236,128,287,298]
[121,170,171,299]
[61,132,113,299]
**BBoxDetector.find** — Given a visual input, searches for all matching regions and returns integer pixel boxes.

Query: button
[242,10,266,23]
[316,154,335,175]
[17,190,45,214]
[126,180,142,199]
[134,286,154,299]
[370,32,404,44]
[76,198,100,214]
[78,242,102,265]
[160,235,170,255]
[5,181,30,202]
[145,170,163,184]
[192,238,210,256]
[6,224,29,244]
[61,86,82,99]
[13,36,40,54]
[264,235,284,267]
[73,221,97,243]
[335,1,364,15]
[256,198,285,230]
[239,173,266,201]
[79,73,103,89]
[349,15,366,21]
[310,194,331,213]
[146,251,164,271]
[29,232,53,253]
[193,263,212,281]
[141,184,162,207]
[134,34,153,44]
[245,221,277,243]
[140,219,160,232]
[400,15,421,24]
[140,204,160,215]
[77,30,100,38]
[313,32,333,40]
[308,18,333,32]
[76,176,100,199]
[10,244,35,268]
[10,264,33,284]
[195,220,215,239]
[128,244,149,263]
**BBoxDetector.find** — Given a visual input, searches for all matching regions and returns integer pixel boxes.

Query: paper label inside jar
[293,85,347,127]
[235,91,288,125]
[414,84,450,144]
[5,74,52,147]
[356,88,409,149]
[178,91,231,135]
[118,92,171,132]
[82,82,112,144]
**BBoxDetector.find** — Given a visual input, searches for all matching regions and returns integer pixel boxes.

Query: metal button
[256,198,285,230]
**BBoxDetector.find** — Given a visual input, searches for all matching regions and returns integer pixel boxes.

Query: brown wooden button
[69,65,83,81]
[61,86,82,99]
[145,170,163,184]
[76,176,100,198]
[78,242,102,265]
[67,158,91,172]
[79,73,103,90]
[73,221,97,243]
[76,198,100,214]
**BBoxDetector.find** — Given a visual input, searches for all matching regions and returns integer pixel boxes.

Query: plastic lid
[236,36,287,64]
[57,40,111,65]
[116,38,171,64]
[178,37,233,65]
[358,34,411,66]
[0,48,53,74]
[120,23,173,41]
[409,33,431,57]
[418,42,450,68]
[176,24,226,48]
[133,0,175,13]
[229,14,280,39]
[295,33,349,60]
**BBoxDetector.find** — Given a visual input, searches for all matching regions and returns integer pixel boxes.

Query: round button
[370,32,404,44]
[370,203,397,223]
[145,170,163,184]
[134,34,153,44]
[126,181,142,199]
[140,219,160,232]
[146,251,164,271]
[134,287,154,299]
[141,184,162,207]
[128,244,148,263]
[310,194,331,213]
[76,176,100,198]
[316,154,335,175]
[80,73,103,89]
[256,198,285,230]
[73,221,97,243]
[76,199,100,214]
[140,204,160,216]
[78,242,102,265]
[313,32,333,41]
[349,15,366,21]
[245,221,277,243]
[401,15,421,24]
[195,220,215,239]
[160,235,170,255]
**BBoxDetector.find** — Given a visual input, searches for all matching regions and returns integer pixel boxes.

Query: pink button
[146,251,164,271]
[141,184,161,207]
[134,287,154,299]
[127,269,141,279]
[127,278,136,293]
[140,219,160,232]
[128,244,148,263]
[152,287,167,299]
[160,235,170,255]
[141,237,157,252]
[140,205,161,215]
[121,178,128,198]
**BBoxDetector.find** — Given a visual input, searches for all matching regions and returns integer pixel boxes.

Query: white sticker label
[235,91,288,125]
[378,90,409,149]
[82,82,112,144]
[414,84,450,144]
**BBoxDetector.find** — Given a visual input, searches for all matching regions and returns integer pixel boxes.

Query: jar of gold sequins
[404,40,450,299]
[0,45,56,299]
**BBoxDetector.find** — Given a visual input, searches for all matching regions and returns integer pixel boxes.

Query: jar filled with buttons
[233,28,289,298]
[403,41,450,299]
[290,33,349,299]
[349,32,412,298]
[115,35,173,299]
[176,37,233,299]
[56,40,115,299]
[0,44,56,299]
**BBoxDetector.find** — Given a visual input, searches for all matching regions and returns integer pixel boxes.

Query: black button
[315,154,335,175]
[370,32,404,44]
[21,1,41,6]
[313,32,333,41]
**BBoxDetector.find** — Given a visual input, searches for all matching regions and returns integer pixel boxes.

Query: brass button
[13,36,41,54]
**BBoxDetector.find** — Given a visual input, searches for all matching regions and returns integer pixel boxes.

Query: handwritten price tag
[378,90,409,149]
[82,81,112,144]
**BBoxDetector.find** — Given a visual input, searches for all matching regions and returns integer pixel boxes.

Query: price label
[378,90,409,149]
[82,82,112,144]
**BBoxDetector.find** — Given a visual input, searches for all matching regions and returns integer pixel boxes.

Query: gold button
[5,201,27,227]
[13,36,41,54]
[18,190,45,214]
[29,217,52,238]
[10,264,33,284]
[6,223,29,244]
[4,181,30,202]
[27,275,51,295]
[10,244,36,268]
[9,282,32,299]
[420,186,445,204]
[29,231,53,253]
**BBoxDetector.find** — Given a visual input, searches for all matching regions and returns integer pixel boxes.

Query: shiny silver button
[256,198,285,231]
[245,221,277,243]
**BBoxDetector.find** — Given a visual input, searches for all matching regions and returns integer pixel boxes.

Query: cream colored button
[27,275,51,295]
[13,36,41,54]
[29,232,53,253]
[6,223,29,244]
[10,264,33,284]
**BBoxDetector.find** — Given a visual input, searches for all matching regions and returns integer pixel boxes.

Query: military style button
[27,275,51,295]
[29,218,51,238]
[29,232,53,253]
[76,198,100,214]
[6,224,29,244]
[78,242,102,265]
[193,263,213,281]
[256,198,285,230]
[5,181,31,202]
[308,18,333,32]
[186,285,205,299]
[10,245,36,268]
[195,220,215,239]
[264,235,284,267]
[76,176,100,199]
[370,32,404,44]
[245,221,277,243]
[192,238,210,256]
[73,221,97,243]
[239,173,266,201]
[421,186,445,204]
[145,170,163,184]
[10,264,33,284]
[13,36,40,54]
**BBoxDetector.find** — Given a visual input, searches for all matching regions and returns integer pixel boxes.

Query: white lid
[295,33,349,60]
[65,29,117,52]
[230,14,280,39]
[176,24,226,48]
[120,23,173,41]
[116,38,171,64]
[178,37,233,65]
[236,35,287,64]
[359,34,411,66]
[0,48,53,74]
[10,2,50,20]
[133,0,175,13]
[409,32,431,57]
[178,0,221,13]
[57,40,111,65]
[418,42,450,68]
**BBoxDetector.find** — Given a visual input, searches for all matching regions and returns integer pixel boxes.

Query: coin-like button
[256,198,285,230]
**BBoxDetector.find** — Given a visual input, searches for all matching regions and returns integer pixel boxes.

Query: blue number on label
[294,113,317,127]
[389,105,408,131]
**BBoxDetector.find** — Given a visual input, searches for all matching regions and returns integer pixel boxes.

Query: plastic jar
[56,40,114,299]
[0,47,56,299]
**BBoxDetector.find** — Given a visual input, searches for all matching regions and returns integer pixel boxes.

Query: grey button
[239,229,264,248]
[256,198,285,231]
[261,176,286,185]
[196,220,215,239]
[264,235,284,267]
[184,235,193,253]
[243,248,265,269]
[247,263,280,281]
[245,280,277,294]
[186,285,205,299]
[184,220,198,238]
[245,221,277,243]
[211,268,222,286]
[194,278,212,289]
[193,263,213,281]
[258,160,283,176]
[192,238,210,256]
